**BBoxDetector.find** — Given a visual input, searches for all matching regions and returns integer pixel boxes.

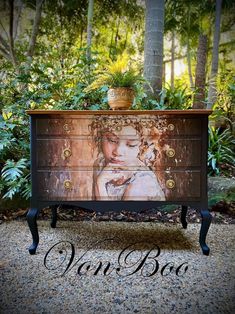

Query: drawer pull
[166,148,175,158]
[168,124,175,131]
[64,180,73,190]
[63,148,72,158]
[63,123,70,132]
[166,179,175,189]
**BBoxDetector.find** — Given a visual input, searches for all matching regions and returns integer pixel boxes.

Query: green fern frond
[1,158,29,181]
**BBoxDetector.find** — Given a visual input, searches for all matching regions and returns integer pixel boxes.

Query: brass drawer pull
[166,148,175,158]
[63,148,72,158]
[168,124,175,131]
[166,179,175,189]
[64,180,73,190]
[63,123,70,132]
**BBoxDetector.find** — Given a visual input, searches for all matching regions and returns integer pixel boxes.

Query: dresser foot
[51,205,58,228]
[199,209,212,256]
[26,208,39,255]
[181,205,188,229]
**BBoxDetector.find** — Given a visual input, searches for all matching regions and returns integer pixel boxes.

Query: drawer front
[36,138,201,169]
[36,115,202,137]
[36,170,201,201]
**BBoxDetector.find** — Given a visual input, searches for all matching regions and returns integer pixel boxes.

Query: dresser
[26,110,212,255]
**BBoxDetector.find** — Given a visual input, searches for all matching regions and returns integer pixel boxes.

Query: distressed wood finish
[27,109,212,115]
[36,138,201,168]
[36,170,201,201]
[26,110,212,255]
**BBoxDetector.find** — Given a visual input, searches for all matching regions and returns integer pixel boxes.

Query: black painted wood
[181,205,188,229]
[199,209,212,256]
[51,205,57,228]
[26,208,39,255]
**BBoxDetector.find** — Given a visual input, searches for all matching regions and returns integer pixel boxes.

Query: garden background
[0,0,234,220]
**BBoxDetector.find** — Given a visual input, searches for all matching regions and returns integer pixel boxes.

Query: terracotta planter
[107,87,135,110]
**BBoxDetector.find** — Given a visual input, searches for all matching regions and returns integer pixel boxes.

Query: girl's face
[101,126,141,166]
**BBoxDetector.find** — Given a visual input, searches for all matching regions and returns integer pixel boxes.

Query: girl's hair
[89,116,144,154]
[88,115,168,165]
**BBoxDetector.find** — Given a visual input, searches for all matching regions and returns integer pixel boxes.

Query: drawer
[36,116,92,136]
[36,115,202,138]
[36,137,201,169]
[36,169,201,201]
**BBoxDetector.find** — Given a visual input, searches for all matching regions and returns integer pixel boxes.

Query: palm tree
[186,6,195,88]
[143,0,165,97]
[171,30,175,89]
[193,34,208,109]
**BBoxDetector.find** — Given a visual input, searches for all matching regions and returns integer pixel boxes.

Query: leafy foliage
[135,84,194,110]
[0,0,234,202]
[208,124,235,175]
[211,69,235,125]
[1,159,30,200]
[160,84,193,109]
[85,53,145,91]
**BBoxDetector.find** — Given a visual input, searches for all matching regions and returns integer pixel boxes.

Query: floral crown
[89,115,168,135]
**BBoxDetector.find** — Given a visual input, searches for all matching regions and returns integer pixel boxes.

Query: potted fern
[85,53,144,110]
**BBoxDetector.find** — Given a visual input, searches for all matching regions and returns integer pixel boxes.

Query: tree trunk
[186,3,193,88]
[13,0,24,41]
[207,0,222,109]
[80,28,84,48]
[144,0,165,97]
[27,0,44,62]
[162,61,166,86]
[9,0,18,69]
[114,16,120,49]
[186,37,194,88]
[193,34,208,109]
[0,0,43,70]
[171,31,175,89]
[109,29,114,58]
[123,28,129,50]
[86,0,94,60]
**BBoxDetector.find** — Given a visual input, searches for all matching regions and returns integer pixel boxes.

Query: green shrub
[160,84,193,109]
[208,123,235,176]
[1,159,30,200]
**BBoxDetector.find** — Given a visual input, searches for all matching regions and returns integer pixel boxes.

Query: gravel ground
[0,220,235,314]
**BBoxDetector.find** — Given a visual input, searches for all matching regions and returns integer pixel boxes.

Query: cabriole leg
[181,205,188,229]
[26,208,39,255]
[199,209,212,256]
[51,205,57,228]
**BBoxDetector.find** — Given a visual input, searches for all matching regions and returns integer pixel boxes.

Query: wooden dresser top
[26,109,212,116]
